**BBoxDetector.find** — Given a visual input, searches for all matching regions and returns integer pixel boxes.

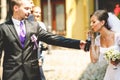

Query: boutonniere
[31,34,38,49]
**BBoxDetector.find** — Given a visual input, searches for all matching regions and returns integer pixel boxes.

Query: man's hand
[38,58,43,66]
[80,40,86,50]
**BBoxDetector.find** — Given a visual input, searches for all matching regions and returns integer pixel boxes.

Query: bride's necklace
[101,31,114,40]
[100,33,114,47]
[101,35,113,41]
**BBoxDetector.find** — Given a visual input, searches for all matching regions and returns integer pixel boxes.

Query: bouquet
[104,49,120,62]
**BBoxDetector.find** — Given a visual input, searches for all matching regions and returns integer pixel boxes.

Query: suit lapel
[24,20,38,48]
[24,20,31,48]
[6,19,22,47]
[7,19,38,48]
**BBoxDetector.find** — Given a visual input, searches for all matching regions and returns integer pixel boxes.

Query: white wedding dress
[95,33,120,80]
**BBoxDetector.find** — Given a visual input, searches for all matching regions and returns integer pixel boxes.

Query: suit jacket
[0,19,80,80]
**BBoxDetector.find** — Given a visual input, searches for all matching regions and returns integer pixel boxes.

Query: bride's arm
[90,34,100,63]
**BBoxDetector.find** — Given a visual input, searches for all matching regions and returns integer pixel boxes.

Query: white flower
[104,49,120,61]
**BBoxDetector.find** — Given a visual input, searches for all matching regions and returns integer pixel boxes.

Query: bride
[90,10,120,80]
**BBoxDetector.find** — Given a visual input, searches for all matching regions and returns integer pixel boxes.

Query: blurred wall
[66,0,94,40]
[33,0,40,6]
[0,0,7,23]
[33,0,94,40]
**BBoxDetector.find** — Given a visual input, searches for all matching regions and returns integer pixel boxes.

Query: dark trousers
[39,66,46,80]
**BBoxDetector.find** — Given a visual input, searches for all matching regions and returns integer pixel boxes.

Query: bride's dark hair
[91,10,111,30]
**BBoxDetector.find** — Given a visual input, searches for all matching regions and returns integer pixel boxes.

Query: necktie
[19,21,26,48]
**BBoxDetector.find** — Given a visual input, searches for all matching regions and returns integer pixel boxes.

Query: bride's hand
[110,59,120,66]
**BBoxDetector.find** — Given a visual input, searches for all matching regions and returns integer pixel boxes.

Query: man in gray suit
[0,0,86,80]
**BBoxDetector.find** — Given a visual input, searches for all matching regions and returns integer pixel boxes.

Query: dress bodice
[99,46,119,62]
[95,33,120,62]
[95,33,120,80]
